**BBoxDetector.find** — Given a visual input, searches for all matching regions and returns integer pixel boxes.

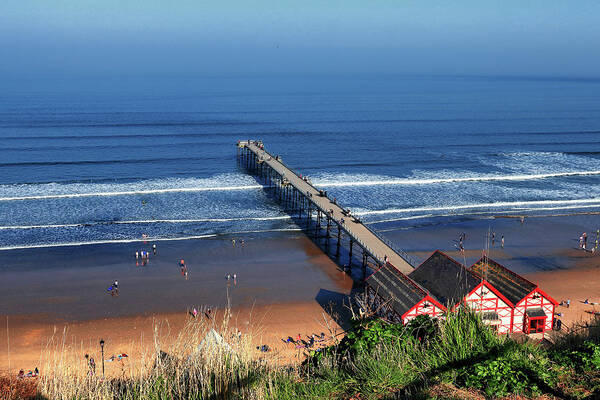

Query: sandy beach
[0,232,354,373]
[525,250,600,331]
[2,214,600,375]
[0,301,349,377]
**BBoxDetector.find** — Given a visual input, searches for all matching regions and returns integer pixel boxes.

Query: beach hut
[409,251,514,334]
[365,262,446,324]
[471,257,558,334]
[471,258,557,335]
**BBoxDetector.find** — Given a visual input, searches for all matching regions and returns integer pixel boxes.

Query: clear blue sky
[1,1,599,78]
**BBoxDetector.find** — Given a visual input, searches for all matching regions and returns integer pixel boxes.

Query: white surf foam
[315,170,600,188]
[0,185,263,201]
[0,228,303,251]
[0,216,292,230]
[2,169,600,202]
[0,234,218,251]
[355,198,600,216]
[480,151,600,176]
[0,174,264,201]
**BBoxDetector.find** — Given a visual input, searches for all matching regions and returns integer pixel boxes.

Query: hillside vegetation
[3,310,599,400]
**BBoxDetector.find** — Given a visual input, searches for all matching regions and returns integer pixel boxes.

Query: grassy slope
[267,311,600,400]
[5,310,600,400]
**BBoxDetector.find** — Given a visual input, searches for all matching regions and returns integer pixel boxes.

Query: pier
[237,140,415,278]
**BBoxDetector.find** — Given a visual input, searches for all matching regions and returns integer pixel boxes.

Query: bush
[457,348,554,397]
[551,340,600,371]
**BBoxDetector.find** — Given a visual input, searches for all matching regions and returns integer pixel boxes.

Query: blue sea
[1,75,599,250]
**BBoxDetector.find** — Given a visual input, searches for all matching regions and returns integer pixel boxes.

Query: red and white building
[409,251,514,334]
[365,262,446,324]
[471,257,558,335]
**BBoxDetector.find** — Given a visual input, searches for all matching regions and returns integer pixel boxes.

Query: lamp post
[99,339,105,378]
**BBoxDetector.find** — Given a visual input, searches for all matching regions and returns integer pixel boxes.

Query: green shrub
[552,340,600,371]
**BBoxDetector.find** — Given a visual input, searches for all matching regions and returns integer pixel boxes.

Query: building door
[528,318,545,334]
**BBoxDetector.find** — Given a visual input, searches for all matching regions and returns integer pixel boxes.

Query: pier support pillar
[315,210,321,237]
[349,239,353,266]
[278,181,282,203]
[336,227,341,258]
[362,252,367,282]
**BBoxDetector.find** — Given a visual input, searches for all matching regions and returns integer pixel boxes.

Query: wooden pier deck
[239,140,414,275]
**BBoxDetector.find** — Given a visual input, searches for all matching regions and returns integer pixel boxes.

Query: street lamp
[99,339,105,378]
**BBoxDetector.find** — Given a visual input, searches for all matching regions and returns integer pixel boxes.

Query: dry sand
[0,301,349,375]
[524,249,600,331]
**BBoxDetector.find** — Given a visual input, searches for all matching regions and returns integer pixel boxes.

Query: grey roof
[409,251,480,307]
[526,308,546,318]
[366,263,429,317]
[470,258,536,306]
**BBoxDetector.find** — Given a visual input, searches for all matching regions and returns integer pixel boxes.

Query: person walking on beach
[501,235,504,248]
[583,232,588,250]
[152,244,157,255]
[491,232,495,247]
[566,299,571,308]
[135,251,139,259]
[232,238,236,247]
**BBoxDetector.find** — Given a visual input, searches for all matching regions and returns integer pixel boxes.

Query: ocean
[1,75,600,250]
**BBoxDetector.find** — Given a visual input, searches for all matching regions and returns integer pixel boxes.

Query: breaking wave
[0,228,302,251]
[0,216,292,230]
[355,198,600,216]
[2,169,600,201]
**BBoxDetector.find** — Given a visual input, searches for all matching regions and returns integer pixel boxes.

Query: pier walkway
[238,140,414,275]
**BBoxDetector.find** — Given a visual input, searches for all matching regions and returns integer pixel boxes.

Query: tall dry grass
[37,309,273,400]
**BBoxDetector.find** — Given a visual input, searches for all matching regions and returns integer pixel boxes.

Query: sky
[1,1,599,79]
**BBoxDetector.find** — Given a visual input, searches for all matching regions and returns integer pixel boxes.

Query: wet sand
[0,233,354,321]
[0,233,354,372]
[380,213,600,273]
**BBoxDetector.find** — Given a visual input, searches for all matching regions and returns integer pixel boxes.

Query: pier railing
[242,140,417,270]
[364,227,421,268]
